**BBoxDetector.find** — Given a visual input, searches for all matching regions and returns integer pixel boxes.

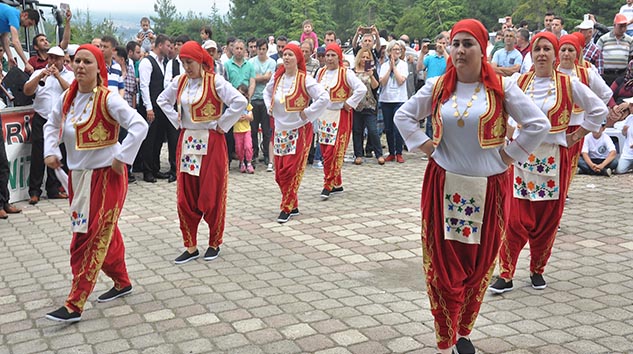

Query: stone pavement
[1,152,633,354]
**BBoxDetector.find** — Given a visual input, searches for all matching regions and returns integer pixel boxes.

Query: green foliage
[151,0,178,34]
[70,10,121,45]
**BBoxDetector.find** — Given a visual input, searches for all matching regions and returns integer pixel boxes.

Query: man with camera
[23,46,74,205]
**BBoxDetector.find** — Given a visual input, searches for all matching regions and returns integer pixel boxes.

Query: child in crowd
[300,19,319,49]
[234,84,254,174]
[617,115,633,173]
[136,17,155,53]
[578,123,618,176]
[200,25,212,43]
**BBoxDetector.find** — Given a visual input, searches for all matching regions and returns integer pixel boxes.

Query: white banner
[2,106,35,203]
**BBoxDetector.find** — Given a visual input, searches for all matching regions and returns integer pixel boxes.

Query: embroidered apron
[69,170,92,233]
[318,109,340,146]
[513,143,560,201]
[180,129,209,176]
[443,171,487,245]
[273,128,299,156]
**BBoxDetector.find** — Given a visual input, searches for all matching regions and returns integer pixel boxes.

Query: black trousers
[29,113,63,197]
[250,99,271,162]
[0,114,9,208]
[140,107,178,176]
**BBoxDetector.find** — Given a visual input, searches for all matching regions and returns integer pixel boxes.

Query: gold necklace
[278,74,296,104]
[69,88,97,123]
[529,78,555,111]
[451,83,481,127]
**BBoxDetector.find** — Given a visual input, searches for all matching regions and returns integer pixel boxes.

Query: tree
[71,10,121,44]
[151,0,178,34]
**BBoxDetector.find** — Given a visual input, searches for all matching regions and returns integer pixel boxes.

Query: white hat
[202,40,217,50]
[576,19,594,30]
[66,44,79,56]
[380,37,388,47]
[47,46,65,57]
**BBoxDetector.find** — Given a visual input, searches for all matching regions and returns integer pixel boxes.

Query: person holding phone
[352,47,383,164]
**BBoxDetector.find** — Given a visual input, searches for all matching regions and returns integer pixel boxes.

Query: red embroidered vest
[430,75,507,149]
[317,67,351,102]
[176,72,223,122]
[74,87,120,150]
[517,71,572,133]
[271,71,310,112]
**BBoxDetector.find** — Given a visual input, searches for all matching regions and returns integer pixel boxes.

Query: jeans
[616,157,633,174]
[380,102,404,155]
[578,157,618,175]
[250,99,271,162]
[353,109,382,158]
[425,115,433,138]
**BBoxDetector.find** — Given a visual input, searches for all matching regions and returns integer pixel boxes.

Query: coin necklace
[452,83,481,128]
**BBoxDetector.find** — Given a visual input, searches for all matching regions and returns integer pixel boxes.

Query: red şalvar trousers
[176,129,228,248]
[422,159,510,350]
[320,109,352,190]
[66,167,130,313]
[499,144,571,279]
[566,125,583,185]
[275,123,313,213]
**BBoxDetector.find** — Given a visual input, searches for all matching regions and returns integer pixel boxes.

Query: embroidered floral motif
[513,176,559,199]
[274,129,299,155]
[517,153,557,174]
[319,120,338,145]
[181,155,201,174]
[445,192,481,216]
[70,210,87,228]
[184,135,207,151]
[445,217,478,237]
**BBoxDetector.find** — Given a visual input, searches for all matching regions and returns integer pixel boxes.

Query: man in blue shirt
[491,29,523,76]
[416,34,448,80]
[0,4,39,73]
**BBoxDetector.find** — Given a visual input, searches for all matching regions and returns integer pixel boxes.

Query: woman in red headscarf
[43,44,149,322]
[490,32,607,295]
[394,19,550,354]
[557,34,612,182]
[156,41,247,264]
[263,43,328,223]
[316,43,366,199]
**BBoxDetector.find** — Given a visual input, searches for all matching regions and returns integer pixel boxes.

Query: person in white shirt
[157,41,247,264]
[394,19,550,354]
[43,44,148,323]
[23,46,74,204]
[263,43,328,223]
[379,40,409,163]
[616,114,633,173]
[578,123,618,175]
[620,0,633,36]
[315,44,366,199]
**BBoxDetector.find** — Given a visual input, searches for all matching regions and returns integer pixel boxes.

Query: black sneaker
[97,285,133,302]
[290,208,299,216]
[530,273,547,290]
[320,188,331,200]
[174,249,199,264]
[204,247,220,261]
[45,306,81,323]
[277,210,291,223]
[331,186,344,194]
[454,337,476,354]
[488,277,513,294]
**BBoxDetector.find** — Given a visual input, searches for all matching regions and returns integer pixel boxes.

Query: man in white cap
[577,16,603,74]
[23,46,74,205]
[203,39,224,76]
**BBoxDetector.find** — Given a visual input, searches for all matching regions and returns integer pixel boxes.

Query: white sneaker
[266,163,273,172]
[606,168,613,177]
[313,161,323,169]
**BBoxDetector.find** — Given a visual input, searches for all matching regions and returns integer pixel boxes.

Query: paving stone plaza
[2,152,633,354]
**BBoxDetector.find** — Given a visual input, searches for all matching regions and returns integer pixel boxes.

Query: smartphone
[60,3,69,11]
[364,61,373,71]
[428,43,436,51]
[361,26,372,34]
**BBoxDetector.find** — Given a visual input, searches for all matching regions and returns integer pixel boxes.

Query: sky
[66,0,231,15]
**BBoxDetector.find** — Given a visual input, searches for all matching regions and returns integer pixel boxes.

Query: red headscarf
[62,44,108,116]
[179,41,215,74]
[559,34,581,64]
[325,43,343,67]
[571,32,587,62]
[440,19,503,104]
[530,31,559,56]
[273,43,306,80]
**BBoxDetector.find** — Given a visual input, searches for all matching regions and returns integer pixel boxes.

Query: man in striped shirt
[597,14,633,85]
[577,18,604,74]
[101,35,125,96]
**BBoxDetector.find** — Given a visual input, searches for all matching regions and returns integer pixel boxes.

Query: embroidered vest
[176,72,223,122]
[271,71,310,112]
[517,71,572,133]
[317,67,351,103]
[430,75,507,149]
[74,87,120,150]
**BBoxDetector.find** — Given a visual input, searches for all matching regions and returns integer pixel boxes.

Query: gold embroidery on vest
[88,122,110,142]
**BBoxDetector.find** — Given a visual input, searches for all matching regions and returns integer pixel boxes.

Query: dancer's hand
[111,159,126,175]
